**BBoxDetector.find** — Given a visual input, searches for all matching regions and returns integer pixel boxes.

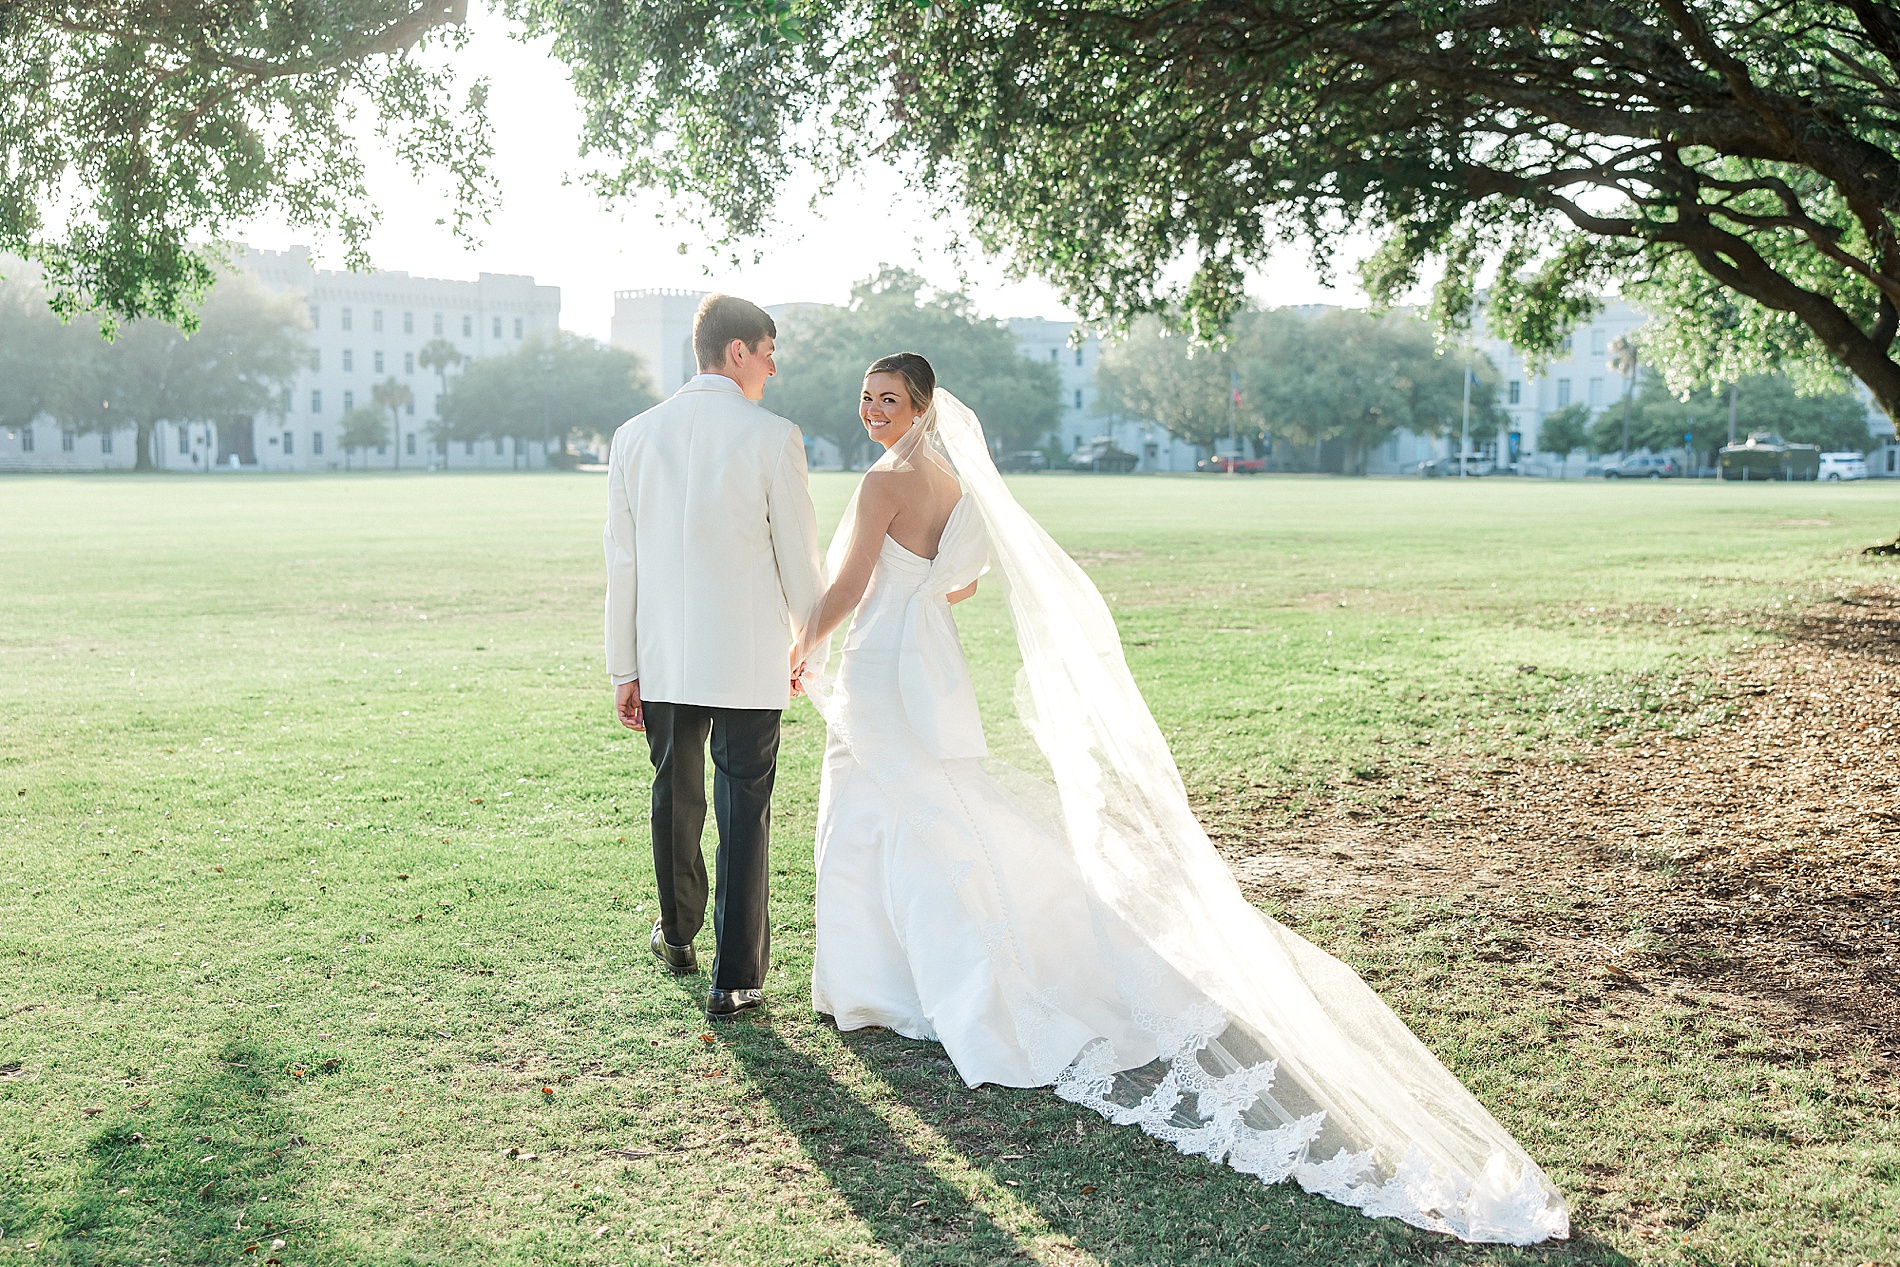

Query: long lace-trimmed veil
[806,389,1569,1245]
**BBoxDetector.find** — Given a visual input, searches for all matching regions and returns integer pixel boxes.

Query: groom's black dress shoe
[705,988,763,1020]
[649,921,698,975]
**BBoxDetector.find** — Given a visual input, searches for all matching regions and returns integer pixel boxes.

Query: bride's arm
[802,476,902,653]
[946,580,977,604]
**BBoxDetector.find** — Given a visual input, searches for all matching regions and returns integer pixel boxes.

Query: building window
[491,316,502,338]
[372,309,384,333]
[308,304,320,329]
[311,348,321,372]
[374,350,384,374]
[1048,348,1058,361]
[20,425,31,452]
[1560,333,1573,352]
[404,352,414,374]
[376,443,386,455]
[405,433,416,456]
[1075,347,1083,367]
[514,317,524,338]
[464,440,474,456]
[341,307,353,332]
[1590,328,1608,356]
[494,437,504,455]
[100,431,113,455]
[433,313,444,336]
[405,400,414,416]
[342,349,354,373]
[311,390,322,414]
[312,431,324,456]
[178,427,190,454]
[1074,389,1083,409]
[283,430,294,456]
[1556,379,1572,406]
[61,429,74,452]
[462,315,473,337]
[1508,380,1521,405]
[1588,377,1604,407]
[402,311,414,335]
[343,390,354,412]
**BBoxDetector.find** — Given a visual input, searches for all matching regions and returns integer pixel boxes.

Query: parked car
[1417,456,1495,477]
[1197,454,1265,474]
[1601,453,1682,479]
[999,449,1048,472]
[1820,451,1869,481]
[1719,432,1822,480]
[1069,438,1140,473]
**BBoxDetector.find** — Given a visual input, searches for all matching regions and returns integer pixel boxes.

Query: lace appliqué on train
[1053,1007,1569,1247]
[1052,1008,1322,1185]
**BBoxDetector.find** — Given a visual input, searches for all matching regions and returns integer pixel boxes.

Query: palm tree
[417,337,463,464]
[372,377,414,469]
[1608,335,1641,460]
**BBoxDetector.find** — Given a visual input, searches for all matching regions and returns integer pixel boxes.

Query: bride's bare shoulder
[860,465,924,497]
[857,467,913,509]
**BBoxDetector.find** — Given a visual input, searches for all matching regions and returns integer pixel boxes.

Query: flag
[1230,370,1243,407]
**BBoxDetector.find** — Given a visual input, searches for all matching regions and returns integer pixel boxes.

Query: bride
[792,353,1569,1245]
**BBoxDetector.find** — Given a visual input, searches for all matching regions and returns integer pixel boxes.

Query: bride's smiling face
[861,372,921,449]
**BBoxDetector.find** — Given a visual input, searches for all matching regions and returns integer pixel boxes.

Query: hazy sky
[234,10,1365,343]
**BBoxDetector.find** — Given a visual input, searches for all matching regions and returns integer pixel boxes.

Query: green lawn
[1,472,1896,1266]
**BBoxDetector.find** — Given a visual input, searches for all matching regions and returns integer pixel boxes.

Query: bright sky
[232,10,1365,343]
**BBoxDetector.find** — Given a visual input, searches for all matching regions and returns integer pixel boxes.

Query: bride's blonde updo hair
[866,352,936,418]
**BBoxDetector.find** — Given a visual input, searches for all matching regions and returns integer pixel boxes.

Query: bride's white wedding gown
[807,395,1569,1245]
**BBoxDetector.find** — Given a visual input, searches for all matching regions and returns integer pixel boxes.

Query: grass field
[2,472,1897,1266]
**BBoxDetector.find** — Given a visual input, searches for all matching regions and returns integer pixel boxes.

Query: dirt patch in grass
[1217,585,1900,1072]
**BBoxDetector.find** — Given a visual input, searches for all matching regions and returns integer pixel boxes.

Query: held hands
[790,644,808,699]
[615,679,645,732]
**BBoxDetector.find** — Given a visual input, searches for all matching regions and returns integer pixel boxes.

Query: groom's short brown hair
[693,294,777,372]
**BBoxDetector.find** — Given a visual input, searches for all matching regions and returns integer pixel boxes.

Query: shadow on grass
[5,1036,356,1266]
[694,968,1632,1267]
[690,995,1029,1263]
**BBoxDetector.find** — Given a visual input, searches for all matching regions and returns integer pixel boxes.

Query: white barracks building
[237,246,561,471]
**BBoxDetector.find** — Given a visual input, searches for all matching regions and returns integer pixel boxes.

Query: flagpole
[1460,363,1471,478]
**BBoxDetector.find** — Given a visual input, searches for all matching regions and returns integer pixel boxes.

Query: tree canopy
[1,0,490,329]
[762,268,1061,455]
[436,329,656,453]
[1097,307,1503,472]
[514,0,1900,424]
[0,264,308,467]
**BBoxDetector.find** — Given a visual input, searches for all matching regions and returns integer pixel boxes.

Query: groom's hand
[789,647,807,699]
[615,680,645,732]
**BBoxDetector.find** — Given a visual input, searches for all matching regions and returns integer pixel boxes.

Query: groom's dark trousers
[642,699,780,991]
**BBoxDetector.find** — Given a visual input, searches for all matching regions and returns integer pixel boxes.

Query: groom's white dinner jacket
[603,373,825,711]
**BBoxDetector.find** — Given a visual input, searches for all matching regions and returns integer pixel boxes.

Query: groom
[603,293,824,1019]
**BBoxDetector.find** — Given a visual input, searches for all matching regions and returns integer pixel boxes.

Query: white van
[1819,452,1869,481]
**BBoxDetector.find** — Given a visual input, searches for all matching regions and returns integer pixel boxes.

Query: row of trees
[0,269,308,468]
[1096,308,1506,473]
[1535,374,1878,461]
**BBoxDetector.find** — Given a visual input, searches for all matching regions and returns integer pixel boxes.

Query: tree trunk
[135,420,155,471]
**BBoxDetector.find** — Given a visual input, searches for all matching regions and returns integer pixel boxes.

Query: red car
[1198,455,1265,474]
